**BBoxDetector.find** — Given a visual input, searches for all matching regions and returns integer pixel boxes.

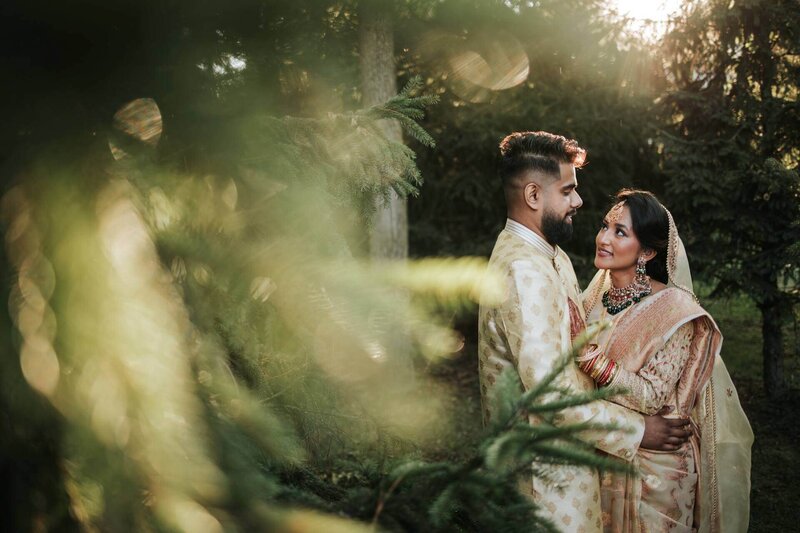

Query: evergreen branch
[528,442,634,473]
[518,322,610,409]
[523,389,616,414]
[359,75,439,148]
[371,471,407,526]
[362,321,637,530]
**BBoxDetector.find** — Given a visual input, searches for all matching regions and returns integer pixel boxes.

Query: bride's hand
[641,406,692,451]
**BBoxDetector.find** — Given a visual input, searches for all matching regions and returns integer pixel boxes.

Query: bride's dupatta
[602,288,717,418]
[585,269,753,533]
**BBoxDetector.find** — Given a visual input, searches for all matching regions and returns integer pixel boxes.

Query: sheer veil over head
[664,209,693,294]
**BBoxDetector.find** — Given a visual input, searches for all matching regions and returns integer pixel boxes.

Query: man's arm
[505,259,647,460]
[478,308,522,426]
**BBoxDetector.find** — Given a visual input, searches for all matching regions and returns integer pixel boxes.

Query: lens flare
[109,98,163,160]
[419,30,530,103]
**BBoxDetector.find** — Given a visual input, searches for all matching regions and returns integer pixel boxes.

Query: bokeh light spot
[20,335,60,396]
[250,277,277,302]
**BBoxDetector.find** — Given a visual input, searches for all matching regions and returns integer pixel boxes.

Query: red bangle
[598,360,616,386]
[605,363,619,387]
[581,355,599,375]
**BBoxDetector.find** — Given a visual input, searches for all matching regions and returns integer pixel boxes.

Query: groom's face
[540,163,582,245]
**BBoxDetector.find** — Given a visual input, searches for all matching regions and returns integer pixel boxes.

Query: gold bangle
[606,362,619,387]
[592,356,609,381]
[590,357,604,380]
[576,344,602,363]
[578,353,595,373]
[599,360,616,386]
[586,356,599,378]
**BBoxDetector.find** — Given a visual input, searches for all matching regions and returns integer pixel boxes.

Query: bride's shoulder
[655,285,699,306]
[649,280,668,294]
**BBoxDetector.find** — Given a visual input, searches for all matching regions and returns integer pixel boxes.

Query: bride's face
[594,204,642,271]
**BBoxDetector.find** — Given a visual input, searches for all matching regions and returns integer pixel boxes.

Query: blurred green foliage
[0,1,652,531]
[2,0,798,530]
[1,88,453,530]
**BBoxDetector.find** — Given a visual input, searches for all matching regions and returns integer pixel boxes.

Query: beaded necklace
[602,260,652,315]
[602,282,651,314]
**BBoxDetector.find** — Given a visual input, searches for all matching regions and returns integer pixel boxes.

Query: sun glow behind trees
[607,0,683,39]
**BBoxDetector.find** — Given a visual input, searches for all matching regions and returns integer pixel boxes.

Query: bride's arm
[603,322,694,415]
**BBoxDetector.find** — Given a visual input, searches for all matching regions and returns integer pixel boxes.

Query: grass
[701,292,800,532]
[427,293,799,531]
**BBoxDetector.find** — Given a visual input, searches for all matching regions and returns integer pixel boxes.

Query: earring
[635,255,649,285]
[636,255,646,274]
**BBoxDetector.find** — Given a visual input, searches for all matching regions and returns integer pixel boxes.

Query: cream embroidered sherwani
[478,219,646,532]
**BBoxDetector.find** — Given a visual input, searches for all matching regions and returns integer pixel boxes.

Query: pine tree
[659,0,800,397]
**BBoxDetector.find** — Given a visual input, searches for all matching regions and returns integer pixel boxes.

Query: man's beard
[541,208,575,245]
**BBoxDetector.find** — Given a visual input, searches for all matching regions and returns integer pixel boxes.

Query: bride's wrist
[576,349,618,387]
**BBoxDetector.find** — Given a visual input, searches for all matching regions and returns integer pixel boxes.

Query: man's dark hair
[498,131,586,185]
[614,189,669,284]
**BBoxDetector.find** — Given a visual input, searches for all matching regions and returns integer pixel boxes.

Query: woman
[578,190,753,533]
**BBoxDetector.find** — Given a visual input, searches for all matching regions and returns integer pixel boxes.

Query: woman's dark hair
[614,189,669,284]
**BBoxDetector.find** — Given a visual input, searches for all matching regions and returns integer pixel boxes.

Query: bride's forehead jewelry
[606,202,625,224]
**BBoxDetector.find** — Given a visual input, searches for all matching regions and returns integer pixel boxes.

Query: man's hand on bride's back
[641,406,692,451]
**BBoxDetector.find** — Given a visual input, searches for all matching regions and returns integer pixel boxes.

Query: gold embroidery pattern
[608,323,694,415]
[705,377,720,531]
[480,230,625,531]
[585,279,725,533]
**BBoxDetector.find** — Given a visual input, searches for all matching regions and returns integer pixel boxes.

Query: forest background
[0,0,798,531]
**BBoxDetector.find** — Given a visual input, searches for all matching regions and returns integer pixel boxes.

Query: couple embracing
[478,131,753,532]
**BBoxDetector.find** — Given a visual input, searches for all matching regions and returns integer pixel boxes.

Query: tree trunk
[358,4,415,382]
[358,1,407,260]
[759,300,786,399]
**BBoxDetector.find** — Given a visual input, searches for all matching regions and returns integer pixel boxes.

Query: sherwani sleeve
[479,313,523,425]
[505,260,645,460]
[608,322,695,415]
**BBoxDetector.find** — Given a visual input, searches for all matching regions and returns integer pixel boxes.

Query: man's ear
[523,182,540,210]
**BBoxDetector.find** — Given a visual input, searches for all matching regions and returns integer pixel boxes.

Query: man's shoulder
[486,235,559,293]
[553,245,576,265]
[490,231,552,266]
[489,230,522,257]
[554,247,579,274]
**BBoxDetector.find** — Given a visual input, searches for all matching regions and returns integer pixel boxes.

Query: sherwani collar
[504,218,557,259]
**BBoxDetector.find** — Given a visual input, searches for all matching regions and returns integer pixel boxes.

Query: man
[478,131,690,531]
